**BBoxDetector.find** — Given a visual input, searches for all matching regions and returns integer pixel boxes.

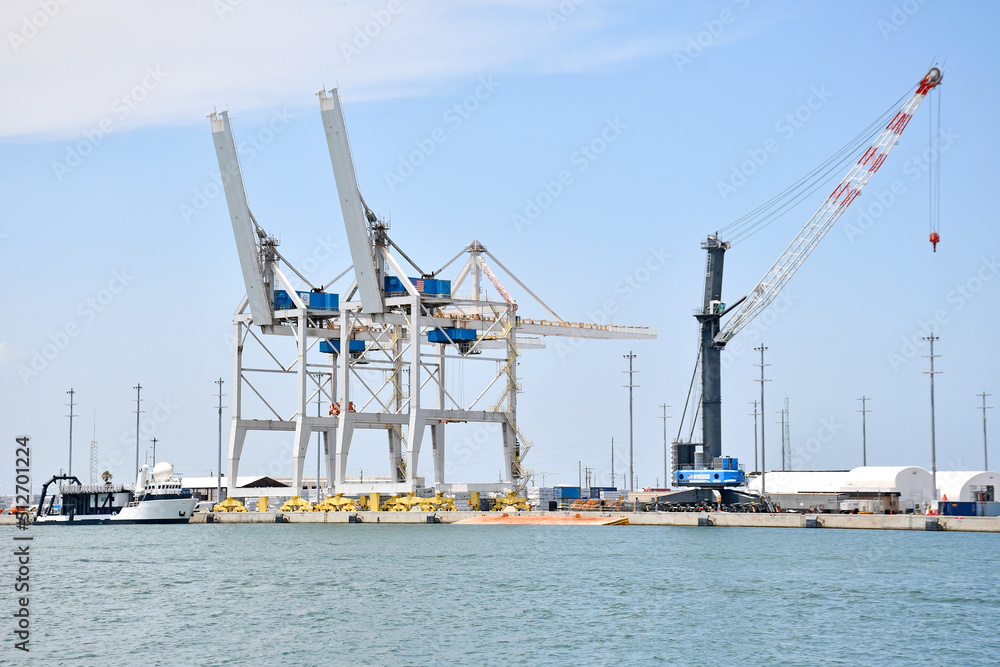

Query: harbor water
[6,524,998,665]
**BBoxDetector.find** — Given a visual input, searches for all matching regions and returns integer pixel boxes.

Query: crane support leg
[698,235,730,464]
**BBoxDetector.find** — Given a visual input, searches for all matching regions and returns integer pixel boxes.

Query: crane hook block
[930,232,940,252]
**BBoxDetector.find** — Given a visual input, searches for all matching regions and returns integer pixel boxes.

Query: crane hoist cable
[929,84,942,251]
[717,67,942,345]
[719,87,914,246]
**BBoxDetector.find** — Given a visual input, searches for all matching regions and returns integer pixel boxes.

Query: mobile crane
[666,67,942,510]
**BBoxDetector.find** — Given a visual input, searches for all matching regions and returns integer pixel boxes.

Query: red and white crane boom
[716,67,942,345]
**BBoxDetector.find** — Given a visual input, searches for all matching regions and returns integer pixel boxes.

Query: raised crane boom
[210,110,274,327]
[716,66,942,345]
[318,88,385,315]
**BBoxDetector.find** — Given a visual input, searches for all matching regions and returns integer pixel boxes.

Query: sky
[2,0,999,496]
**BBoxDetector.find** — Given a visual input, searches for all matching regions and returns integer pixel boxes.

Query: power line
[754,345,770,497]
[623,351,638,492]
[977,392,992,471]
[133,384,144,478]
[857,396,872,466]
[923,336,941,499]
[66,388,77,476]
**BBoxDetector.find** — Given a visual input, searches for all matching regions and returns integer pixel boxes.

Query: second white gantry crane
[210,89,656,500]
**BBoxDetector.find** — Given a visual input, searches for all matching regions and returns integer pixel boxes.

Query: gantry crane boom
[716,67,942,345]
[210,110,274,326]
[318,88,385,315]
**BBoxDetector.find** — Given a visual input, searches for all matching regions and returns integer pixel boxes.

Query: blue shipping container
[273,290,338,311]
[939,501,982,516]
[319,339,365,355]
[428,328,477,344]
[383,276,452,298]
[554,486,581,500]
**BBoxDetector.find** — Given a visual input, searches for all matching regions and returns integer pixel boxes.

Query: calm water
[4,523,998,665]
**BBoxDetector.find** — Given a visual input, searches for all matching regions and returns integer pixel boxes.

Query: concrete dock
[5,511,998,531]
[184,511,1000,532]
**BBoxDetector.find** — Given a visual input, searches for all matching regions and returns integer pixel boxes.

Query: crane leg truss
[212,98,656,499]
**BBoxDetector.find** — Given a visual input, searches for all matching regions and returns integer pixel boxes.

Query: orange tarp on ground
[456,514,628,525]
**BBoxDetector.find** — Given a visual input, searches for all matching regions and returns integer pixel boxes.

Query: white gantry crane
[210,90,656,500]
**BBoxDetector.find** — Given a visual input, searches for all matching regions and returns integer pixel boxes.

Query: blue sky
[2,1,998,493]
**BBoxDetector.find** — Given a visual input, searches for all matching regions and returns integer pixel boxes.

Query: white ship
[36,462,197,525]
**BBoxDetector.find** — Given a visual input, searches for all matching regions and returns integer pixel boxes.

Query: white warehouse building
[936,471,999,502]
[747,466,937,512]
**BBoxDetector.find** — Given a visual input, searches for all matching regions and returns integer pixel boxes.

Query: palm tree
[101,470,112,485]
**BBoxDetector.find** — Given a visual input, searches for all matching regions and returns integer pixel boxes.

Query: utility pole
[66,388,77,476]
[857,396,871,467]
[610,437,615,487]
[923,335,940,499]
[749,400,759,472]
[578,460,582,489]
[754,346,770,497]
[977,392,992,470]
[781,396,790,471]
[215,378,225,504]
[133,384,143,478]
[658,404,670,489]
[90,412,99,485]
[777,406,786,470]
[623,351,638,492]
[150,437,158,464]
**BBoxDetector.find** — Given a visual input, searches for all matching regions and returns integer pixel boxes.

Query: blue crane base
[674,468,747,487]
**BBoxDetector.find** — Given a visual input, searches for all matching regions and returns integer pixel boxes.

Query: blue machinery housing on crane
[665,67,942,508]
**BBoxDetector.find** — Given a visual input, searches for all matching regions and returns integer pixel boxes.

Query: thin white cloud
[0,0,685,140]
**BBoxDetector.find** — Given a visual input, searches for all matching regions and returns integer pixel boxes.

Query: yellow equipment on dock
[256,497,269,512]
[278,496,315,512]
[491,492,530,512]
[316,493,358,512]
[214,497,248,512]
[423,493,457,511]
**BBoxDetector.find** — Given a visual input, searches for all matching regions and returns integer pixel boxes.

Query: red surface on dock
[456,513,629,525]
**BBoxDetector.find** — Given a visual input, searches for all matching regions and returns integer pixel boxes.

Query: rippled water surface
[5,524,998,665]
